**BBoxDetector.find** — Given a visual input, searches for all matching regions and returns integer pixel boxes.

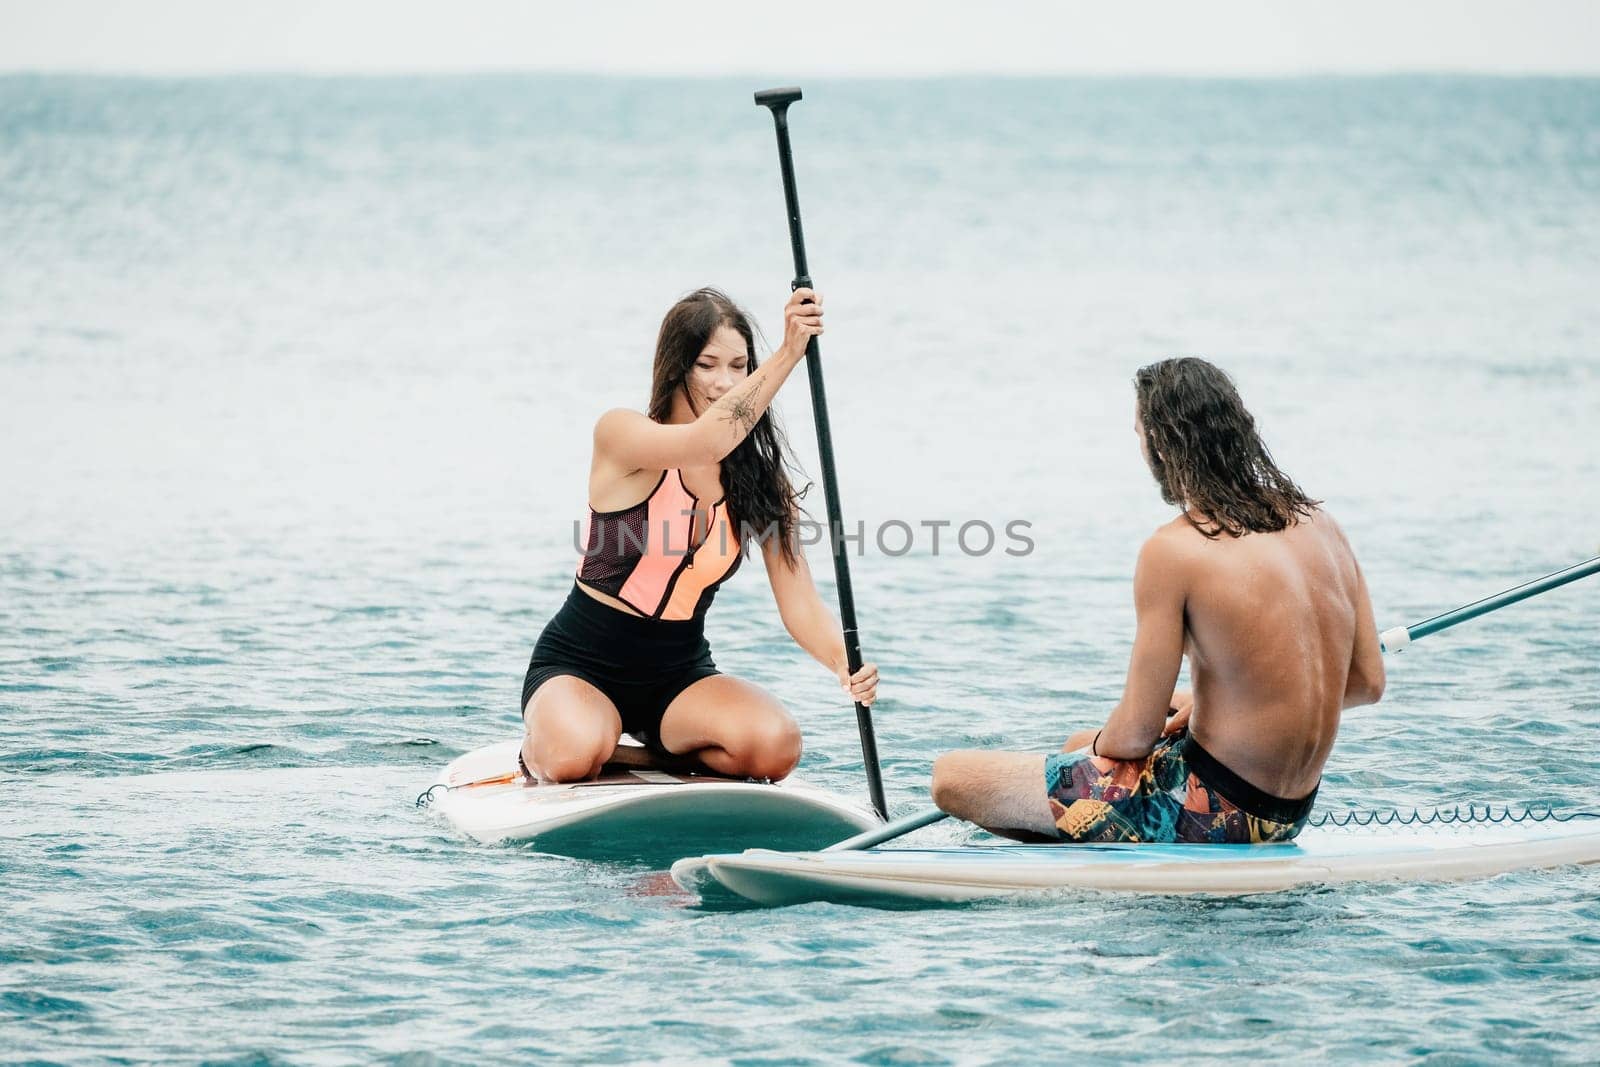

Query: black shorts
[521,583,720,752]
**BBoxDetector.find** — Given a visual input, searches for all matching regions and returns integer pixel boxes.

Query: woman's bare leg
[522,676,624,783]
[657,675,802,781]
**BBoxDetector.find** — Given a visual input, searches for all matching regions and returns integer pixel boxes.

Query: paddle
[1379,554,1599,652]
[829,553,1600,851]
[754,87,889,823]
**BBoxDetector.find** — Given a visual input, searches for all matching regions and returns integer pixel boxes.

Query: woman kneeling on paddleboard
[520,287,878,783]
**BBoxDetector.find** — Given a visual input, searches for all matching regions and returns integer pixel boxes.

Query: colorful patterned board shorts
[1042,729,1317,844]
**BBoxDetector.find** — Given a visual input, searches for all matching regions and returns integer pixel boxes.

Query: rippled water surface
[3,75,1599,1063]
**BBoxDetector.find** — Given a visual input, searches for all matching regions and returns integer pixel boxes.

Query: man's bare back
[931,357,1385,844]
[1160,506,1382,799]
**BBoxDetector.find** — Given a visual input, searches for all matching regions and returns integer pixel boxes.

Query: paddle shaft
[825,807,950,851]
[843,554,1600,850]
[1381,555,1599,652]
[755,87,887,822]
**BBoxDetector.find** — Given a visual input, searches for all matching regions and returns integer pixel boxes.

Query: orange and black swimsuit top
[575,469,743,621]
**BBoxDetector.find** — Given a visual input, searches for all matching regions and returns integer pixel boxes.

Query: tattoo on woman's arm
[722,392,759,432]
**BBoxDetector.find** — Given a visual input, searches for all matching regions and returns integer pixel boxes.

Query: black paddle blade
[754,87,803,109]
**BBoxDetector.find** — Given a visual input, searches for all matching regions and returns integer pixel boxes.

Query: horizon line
[5,67,1600,80]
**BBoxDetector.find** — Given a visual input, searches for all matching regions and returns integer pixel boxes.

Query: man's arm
[1326,518,1385,709]
[1343,557,1385,709]
[1084,533,1189,760]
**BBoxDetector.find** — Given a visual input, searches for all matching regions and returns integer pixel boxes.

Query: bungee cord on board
[1309,804,1600,829]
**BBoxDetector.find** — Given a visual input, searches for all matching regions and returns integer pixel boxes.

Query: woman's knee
[523,685,620,782]
[524,732,610,782]
[735,714,803,780]
[528,752,586,783]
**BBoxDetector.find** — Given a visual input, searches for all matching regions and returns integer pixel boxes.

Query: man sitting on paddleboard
[931,357,1385,844]
[520,287,878,783]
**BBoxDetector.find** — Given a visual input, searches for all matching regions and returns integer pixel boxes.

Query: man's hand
[1162,688,1194,736]
[1061,727,1100,753]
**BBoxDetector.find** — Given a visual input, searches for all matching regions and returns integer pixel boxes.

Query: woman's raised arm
[594,289,822,471]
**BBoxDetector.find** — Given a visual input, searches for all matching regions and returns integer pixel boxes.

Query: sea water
[3,75,1598,1063]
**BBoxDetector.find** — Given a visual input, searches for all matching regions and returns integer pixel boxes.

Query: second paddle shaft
[1381,555,1600,652]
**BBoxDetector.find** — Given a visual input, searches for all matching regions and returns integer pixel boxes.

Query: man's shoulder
[1145,514,1208,554]
[1293,506,1354,553]
[1141,507,1346,564]
[1303,504,1341,536]
[1136,517,1205,573]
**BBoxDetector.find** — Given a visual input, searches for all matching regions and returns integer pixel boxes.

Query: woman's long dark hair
[648,288,807,564]
[1134,357,1318,539]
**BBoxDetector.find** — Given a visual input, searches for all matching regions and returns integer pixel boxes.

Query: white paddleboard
[424,739,880,861]
[671,818,1600,906]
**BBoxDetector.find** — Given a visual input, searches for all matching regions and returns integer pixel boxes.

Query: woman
[521,286,879,783]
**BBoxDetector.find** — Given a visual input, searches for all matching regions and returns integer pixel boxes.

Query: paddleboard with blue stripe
[671,819,1600,906]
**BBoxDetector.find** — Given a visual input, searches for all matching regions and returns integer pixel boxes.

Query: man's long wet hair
[647,288,807,565]
[1134,357,1318,539]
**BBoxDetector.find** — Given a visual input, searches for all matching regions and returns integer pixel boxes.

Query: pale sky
[0,0,1597,76]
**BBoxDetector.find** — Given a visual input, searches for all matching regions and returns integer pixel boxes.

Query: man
[931,357,1385,844]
